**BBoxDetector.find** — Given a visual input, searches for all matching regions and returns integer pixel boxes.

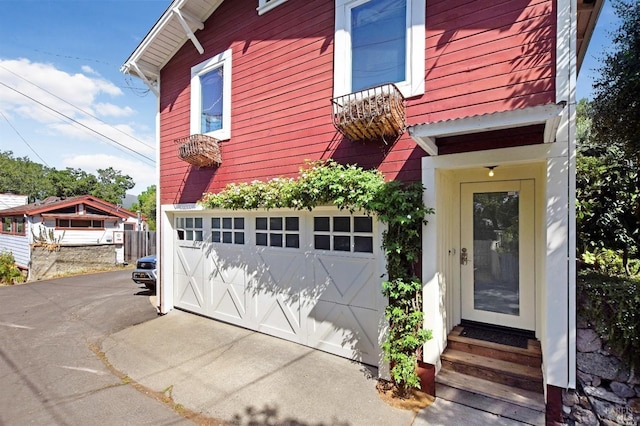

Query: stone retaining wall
[30,245,117,281]
[563,323,640,425]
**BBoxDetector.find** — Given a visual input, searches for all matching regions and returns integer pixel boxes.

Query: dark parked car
[131,254,157,291]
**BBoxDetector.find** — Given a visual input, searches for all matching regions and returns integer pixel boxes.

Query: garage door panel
[313,256,379,310]
[253,251,306,295]
[255,292,303,343]
[175,246,206,313]
[209,251,252,327]
[173,211,385,367]
[307,301,379,365]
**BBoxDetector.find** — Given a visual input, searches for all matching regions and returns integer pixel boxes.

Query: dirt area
[376,379,435,412]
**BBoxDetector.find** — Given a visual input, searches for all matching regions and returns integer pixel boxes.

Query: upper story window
[191,49,232,141]
[334,0,425,98]
[257,0,288,15]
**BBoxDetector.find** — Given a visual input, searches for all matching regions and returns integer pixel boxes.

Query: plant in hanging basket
[331,83,406,143]
[175,134,222,168]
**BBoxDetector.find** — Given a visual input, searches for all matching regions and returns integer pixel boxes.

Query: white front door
[460,180,535,331]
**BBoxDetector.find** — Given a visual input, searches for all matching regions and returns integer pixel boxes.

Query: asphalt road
[0,269,190,425]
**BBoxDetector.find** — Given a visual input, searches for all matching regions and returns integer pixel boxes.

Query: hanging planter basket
[331,83,406,143]
[175,134,222,168]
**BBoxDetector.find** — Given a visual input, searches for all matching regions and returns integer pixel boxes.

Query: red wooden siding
[158,0,556,204]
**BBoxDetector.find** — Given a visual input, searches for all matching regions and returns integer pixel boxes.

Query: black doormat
[460,325,529,349]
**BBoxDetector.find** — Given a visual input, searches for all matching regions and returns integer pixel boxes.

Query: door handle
[460,248,468,265]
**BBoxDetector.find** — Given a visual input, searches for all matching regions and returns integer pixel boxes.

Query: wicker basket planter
[175,134,222,167]
[331,83,406,142]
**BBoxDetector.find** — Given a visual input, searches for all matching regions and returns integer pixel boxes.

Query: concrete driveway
[0,269,190,425]
[1,269,529,425]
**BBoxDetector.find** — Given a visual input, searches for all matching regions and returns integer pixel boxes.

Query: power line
[0,64,155,151]
[0,111,49,166]
[0,81,156,166]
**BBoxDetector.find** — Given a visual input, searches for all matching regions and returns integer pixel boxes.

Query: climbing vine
[200,159,434,394]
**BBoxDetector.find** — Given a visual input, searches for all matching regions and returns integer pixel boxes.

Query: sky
[0,0,620,196]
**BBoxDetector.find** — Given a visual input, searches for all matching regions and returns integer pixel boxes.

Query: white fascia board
[122,0,185,76]
[122,0,223,82]
[408,104,566,155]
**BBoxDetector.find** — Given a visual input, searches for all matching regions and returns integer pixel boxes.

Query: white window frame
[190,48,232,141]
[257,0,288,15]
[333,0,425,99]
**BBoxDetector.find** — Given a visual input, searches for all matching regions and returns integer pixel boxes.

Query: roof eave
[407,103,567,156]
[121,0,224,92]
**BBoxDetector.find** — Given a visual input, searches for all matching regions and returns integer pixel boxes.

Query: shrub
[0,250,24,285]
[582,249,640,276]
[578,271,640,370]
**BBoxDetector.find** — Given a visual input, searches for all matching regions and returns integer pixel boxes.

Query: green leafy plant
[0,250,24,285]
[201,160,434,394]
[578,271,640,370]
[582,248,640,276]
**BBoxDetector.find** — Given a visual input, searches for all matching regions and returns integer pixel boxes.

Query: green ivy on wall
[200,159,434,394]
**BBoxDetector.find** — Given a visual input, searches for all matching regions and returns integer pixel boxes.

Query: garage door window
[314,216,373,253]
[176,217,203,241]
[256,216,299,248]
[212,217,245,244]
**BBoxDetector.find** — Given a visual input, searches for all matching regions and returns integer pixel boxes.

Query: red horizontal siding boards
[158,0,556,204]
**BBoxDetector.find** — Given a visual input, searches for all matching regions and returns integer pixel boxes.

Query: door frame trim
[459,179,536,331]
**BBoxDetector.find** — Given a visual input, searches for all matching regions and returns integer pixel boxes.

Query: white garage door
[173,209,386,366]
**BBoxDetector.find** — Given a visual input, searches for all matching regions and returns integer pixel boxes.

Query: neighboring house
[122,0,602,421]
[0,195,145,276]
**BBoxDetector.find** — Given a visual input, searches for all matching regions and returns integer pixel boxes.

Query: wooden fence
[124,231,156,263]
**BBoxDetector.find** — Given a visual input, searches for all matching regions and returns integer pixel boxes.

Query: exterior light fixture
[486,166,497,177]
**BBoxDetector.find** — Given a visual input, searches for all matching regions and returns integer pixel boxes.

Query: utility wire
[0,64,154,151]
[0,81,155,166]
[0,111,49,166]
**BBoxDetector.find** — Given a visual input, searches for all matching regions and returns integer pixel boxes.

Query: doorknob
[460,248,468,265]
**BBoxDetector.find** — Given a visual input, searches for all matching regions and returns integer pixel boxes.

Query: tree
[47,168,98,199]
[576,99,640,273]
[591,0,640,161]
[90,167,135,205]
[0,151,49,202]
[131,185,157,230]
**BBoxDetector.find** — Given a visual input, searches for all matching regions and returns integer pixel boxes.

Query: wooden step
[448,326,542,368]
[441,349,543,393]
[435,380,545,425]
[436,368,545,411]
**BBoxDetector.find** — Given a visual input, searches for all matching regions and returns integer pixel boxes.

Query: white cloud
[0,59,123,120]
[95,102,135,117]
[63,153,156,195]
[81,65,99,76]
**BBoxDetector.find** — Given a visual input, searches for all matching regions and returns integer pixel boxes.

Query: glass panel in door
[460,180,535,331]
[472,191,520,316]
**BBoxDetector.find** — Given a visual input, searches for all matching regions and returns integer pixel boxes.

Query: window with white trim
[212,217,245,245]
[176,217,203,242]
[256,216,300,248]
[333,0,425,98]
[257,0,288,15]
[190,49,232,140]
[313,216,374,253]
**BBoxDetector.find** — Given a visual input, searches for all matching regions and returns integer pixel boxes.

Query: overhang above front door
[407,103,566,156]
